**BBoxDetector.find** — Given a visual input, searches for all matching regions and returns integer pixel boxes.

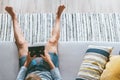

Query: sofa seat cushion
[1,41,120,80]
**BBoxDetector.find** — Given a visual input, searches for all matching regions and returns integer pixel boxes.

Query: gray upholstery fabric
[0,41,120,80]
[0,42,19,80]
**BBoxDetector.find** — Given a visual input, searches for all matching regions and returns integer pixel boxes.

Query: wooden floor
[0,0,120,13]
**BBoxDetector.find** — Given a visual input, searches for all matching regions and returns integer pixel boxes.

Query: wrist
[24,61,30,68]
[48,61,55,69]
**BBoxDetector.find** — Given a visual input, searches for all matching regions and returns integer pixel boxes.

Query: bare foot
[5,6,16,19]
[56,5,65,18]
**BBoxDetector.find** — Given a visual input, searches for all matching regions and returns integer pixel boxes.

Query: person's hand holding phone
[24,52,36,68]
[40,52,55,69]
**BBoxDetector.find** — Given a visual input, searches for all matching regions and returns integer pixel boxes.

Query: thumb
[40,54,45,59]
[33,55,36,58]
[27,52,31,57]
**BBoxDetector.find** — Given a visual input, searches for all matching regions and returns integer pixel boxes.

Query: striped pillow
[76,45,113,80]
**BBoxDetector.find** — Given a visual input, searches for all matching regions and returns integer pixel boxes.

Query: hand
[24,52,36,67]
[40,53,55,69]
[40,53,52,63]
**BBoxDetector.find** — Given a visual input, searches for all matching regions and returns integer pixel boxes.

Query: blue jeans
[19,52,59,74]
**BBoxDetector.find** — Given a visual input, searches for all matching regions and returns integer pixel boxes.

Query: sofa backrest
[0,41,120,80]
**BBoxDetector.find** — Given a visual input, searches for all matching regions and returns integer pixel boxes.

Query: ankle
[56,15,61,19]
[56,17,60,21]
[12,16,17,21]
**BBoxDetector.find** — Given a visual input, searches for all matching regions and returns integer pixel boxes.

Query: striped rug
[0,13,120,44]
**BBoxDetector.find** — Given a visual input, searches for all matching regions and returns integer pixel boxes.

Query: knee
[49,37,57,44]
[49,35,60,44]
[16,41,28,48]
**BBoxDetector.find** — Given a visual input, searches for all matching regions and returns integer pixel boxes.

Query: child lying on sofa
[5,4,65,80]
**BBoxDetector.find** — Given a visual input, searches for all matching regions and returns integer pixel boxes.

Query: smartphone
[28,46,45,57]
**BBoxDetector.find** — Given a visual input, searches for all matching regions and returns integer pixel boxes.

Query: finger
[40,54,45,59]
[28,52,31,57]
[28,51,30,55]
[33,55,36,58]
[30,55,36,60]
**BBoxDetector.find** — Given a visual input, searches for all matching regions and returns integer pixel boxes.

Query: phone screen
[28,46,45,57]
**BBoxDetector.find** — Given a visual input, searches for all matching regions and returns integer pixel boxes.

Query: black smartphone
[28,46,45,57]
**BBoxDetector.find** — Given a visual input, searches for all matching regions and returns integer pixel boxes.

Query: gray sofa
[0,41,120,80]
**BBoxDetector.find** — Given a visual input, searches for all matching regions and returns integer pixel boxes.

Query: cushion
[76,45,113,80]
[100,55,120,80]
[0,42,19,80]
